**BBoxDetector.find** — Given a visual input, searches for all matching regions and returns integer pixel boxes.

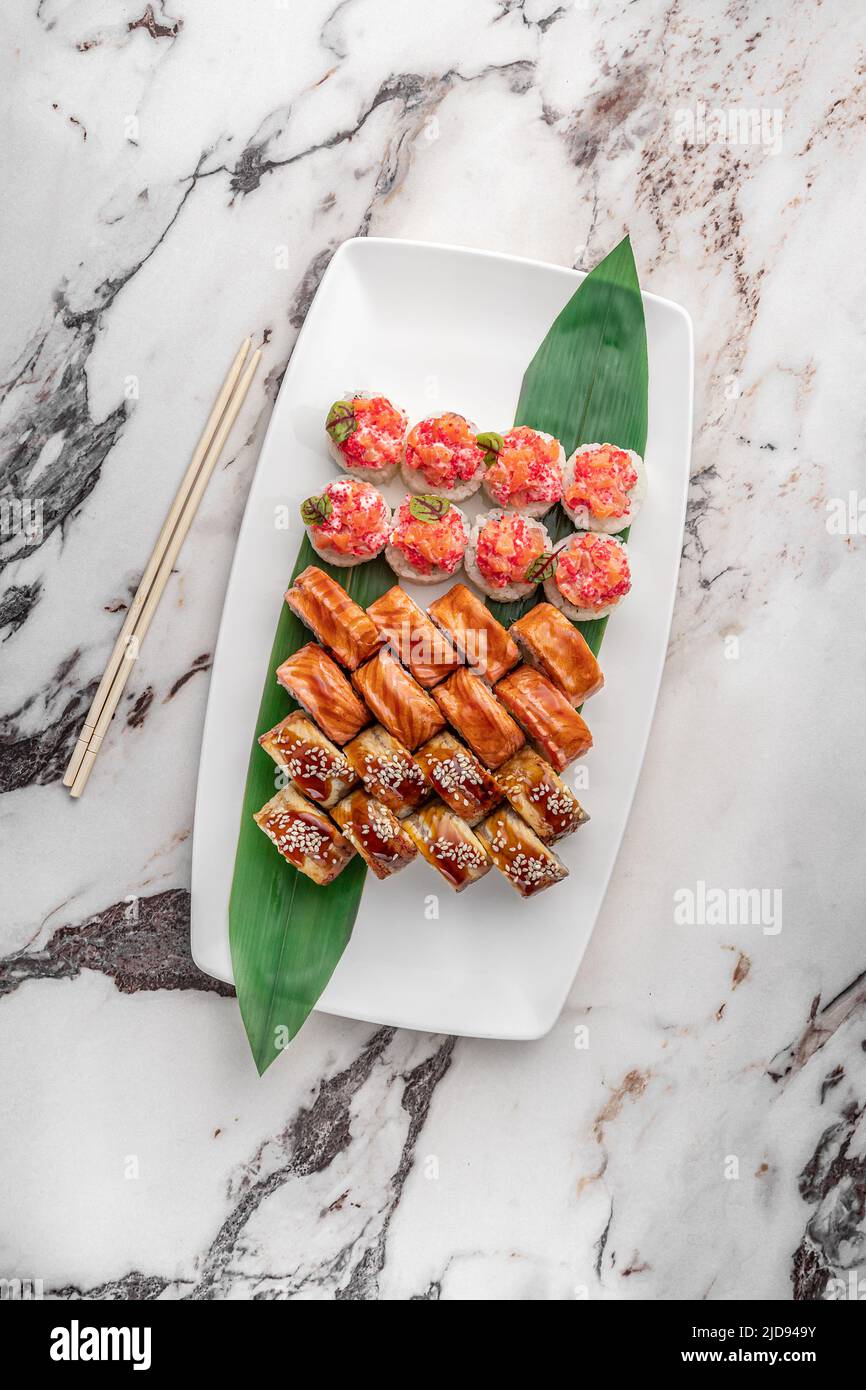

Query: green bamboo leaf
[486,235,648,654]
[228,537,393,1074]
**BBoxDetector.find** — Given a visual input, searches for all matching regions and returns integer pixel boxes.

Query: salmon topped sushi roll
[562,443,646,534]
[325,392,407,481]
[479,426,564,518]
[401,412,487,501]
[544,532,632,622]
[464,509,553,601]
[385,495,469,584]
[301,478,390,568]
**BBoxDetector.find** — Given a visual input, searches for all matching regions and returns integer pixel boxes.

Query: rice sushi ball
[325,392,407,481]
[401,412,487,501]
[543,531,632,622]
[300,477,390,567]
[480,425,564,518]
[464,509,552,601]
[562,443,646,533]
[385,495,469,585]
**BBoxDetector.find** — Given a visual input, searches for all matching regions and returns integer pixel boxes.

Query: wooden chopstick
[67,345,263,799]
[63,338,253,789]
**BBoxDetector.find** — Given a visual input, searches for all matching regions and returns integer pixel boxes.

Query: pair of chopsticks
[63,338,262,798]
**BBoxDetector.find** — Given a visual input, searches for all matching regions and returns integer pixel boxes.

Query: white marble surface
[2,0,865,1301]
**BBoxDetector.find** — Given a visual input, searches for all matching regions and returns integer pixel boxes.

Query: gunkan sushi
[543,531,632,622]
[479,425,564,518]
[401,412,486,501]
[463,509,553,601]
[385,495,469,584]
[561,443,646,534]
[300,478,390,568]
[325,392,407,481]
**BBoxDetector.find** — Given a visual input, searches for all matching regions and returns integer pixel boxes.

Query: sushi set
[252,390,640,899]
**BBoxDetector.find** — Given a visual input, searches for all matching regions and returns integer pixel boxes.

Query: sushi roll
[498,747,589,843]
[325,392,407,481]
[366,586,461,688]
[479,425,564,518]
[562,443,646,534]
[427,583,519,685]
[403,800,491,892]
[285,565,380,670]
[543,531,632,622]
[414,730,503,826]
[330,790,417,880]
[343,724,431,818]
[432,668,524,770]
[254,784,355,885]
[300,478,390,568]
[495,666,592,772]
[401,412,486,501]
[476,806,569,898]
[464,509,553,602]
[509,602,604,706]
[276,643,370,745]
[351,648,445,750]
[258,711,358,808]
[385,495,469,585]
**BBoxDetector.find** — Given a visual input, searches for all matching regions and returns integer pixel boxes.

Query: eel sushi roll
[258,711,358,808]
[543,531,632,622]
[343,724,431,818]
[509,602,604,706]
[300,478,390,568]
[325,392,407,481]
[498,747,589,843]
[401,412,487,501]
[476,806,569,898]
[254,785,355,885]
[414,730,503,825]
[403,800,491,892]
[464,509,552,601]
[330,790,417,880]
[385,495,469,585]
[562,443,646,534]
[479,425,564,518]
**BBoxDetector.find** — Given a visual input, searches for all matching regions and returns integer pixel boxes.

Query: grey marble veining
[1,0,865,1300]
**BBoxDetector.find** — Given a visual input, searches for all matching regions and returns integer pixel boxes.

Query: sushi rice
[561,442,647,534]
[543,531,632,622]
[464,509,552,601]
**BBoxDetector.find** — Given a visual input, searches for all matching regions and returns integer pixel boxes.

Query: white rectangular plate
[191,237,693,1039]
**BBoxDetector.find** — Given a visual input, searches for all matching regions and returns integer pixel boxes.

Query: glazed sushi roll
[385,495,469,585]
[476,806,569,898]
[509,602,604,705]
[343,724,431,818]
[330,790,417,880]
[325,392,407,481]
[498,747,589,843]
[562,443,646,534]
[414,730,503,825]
[258,711,358,808]
[276,643,370,745]
[254,784,355,885]
[351,648,445,750]
[403,800,491,892]
[543,531,632,622]
[285,565,380,669]
[366,586,461,688]
[401,412,487,500]
[427,582,519,685]
[479,425,564,518]
[495,666,592,772]
[464,509,553,602]
[432,668,524,770]
[300,478,390,568]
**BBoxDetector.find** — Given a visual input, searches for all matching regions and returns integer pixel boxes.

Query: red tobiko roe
[556,534,631,610]
[340,396,405,469]
[476,514,546,588]
[391,500,466,575]
[310,479,389,557]
[485,427,563,506]
[565,446,638,520]
[405,414,485,490]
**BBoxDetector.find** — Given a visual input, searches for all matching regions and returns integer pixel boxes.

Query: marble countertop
[2,0,865,1301]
